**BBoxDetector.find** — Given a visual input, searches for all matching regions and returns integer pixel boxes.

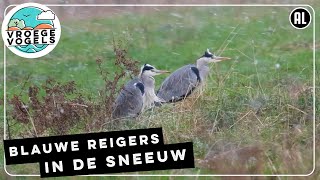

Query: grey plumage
[112,64,169,119]
[112,79,144,118]
[157,49,231,103]
[157,64,200,102]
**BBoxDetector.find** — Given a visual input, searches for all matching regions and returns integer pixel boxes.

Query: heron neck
[139,74,161,109]
[196,63,210,81]
[140,74,155,89]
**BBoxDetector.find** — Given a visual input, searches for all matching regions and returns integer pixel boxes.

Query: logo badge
[2,3,61,58]
[289,7,312,29]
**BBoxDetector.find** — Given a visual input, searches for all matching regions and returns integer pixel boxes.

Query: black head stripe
[142,65,154,72]
[203,50,213,58]
[135,82,145,95]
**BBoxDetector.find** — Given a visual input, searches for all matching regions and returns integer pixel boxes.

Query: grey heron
[112,64,169,119]
[157,49,231,102]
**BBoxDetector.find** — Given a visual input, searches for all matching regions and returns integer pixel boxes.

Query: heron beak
[213,56,231,62]
[154,69,170,74]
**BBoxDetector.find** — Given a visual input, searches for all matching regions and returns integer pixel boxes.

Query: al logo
[2,3,61,58]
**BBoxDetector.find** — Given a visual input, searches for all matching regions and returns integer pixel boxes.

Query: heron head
[199,49,231,64]
[140,64,170,77]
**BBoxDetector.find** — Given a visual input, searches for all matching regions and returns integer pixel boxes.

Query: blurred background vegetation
[0,0,319,178]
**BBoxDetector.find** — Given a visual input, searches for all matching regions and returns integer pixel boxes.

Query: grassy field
[1,5,319,178]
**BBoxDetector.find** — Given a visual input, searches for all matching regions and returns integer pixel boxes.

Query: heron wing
[112,78,144,119]
[157,64,200,102]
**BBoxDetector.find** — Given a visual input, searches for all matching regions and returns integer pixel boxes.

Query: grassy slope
[1,5,319,178]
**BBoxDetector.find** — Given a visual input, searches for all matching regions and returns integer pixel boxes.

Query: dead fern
[8,79,91,137]
[89,39,139,130]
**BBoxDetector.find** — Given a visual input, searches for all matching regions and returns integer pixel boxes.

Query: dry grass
[197,145,265,174]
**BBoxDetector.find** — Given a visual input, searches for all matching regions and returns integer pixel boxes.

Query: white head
[139,64,170,77]
[138,64,169,110]
[196,49,231,67]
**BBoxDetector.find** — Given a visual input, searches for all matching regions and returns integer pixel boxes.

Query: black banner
[3,128,194,177]
[39,142,194,177]
[4,128,164,165]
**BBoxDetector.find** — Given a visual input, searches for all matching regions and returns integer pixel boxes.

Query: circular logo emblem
[2,3,61,58]
[289,7,312,29]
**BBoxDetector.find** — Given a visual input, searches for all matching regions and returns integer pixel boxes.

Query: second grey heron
[157,49,231,102]
[112,64,169,119]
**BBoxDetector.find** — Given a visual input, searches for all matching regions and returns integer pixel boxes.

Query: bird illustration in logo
[7,6,56,53]
[8,7,55,30]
